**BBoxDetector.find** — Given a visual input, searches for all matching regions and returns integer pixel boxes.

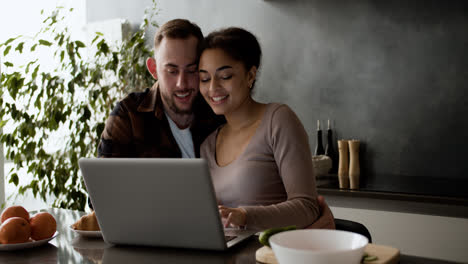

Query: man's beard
[162,91,195,115]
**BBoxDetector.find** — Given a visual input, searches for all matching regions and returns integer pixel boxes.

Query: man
[97,19,223,158]
[96,19,334,229]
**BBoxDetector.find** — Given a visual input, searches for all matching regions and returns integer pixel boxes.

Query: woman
[199,27,320,231]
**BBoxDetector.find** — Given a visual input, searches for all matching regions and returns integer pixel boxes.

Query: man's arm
[97,103,134,157]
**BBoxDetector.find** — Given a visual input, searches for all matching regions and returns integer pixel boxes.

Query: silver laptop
[79,158,254,250]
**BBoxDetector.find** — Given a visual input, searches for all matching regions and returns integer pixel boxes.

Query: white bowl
[269,229,368,264]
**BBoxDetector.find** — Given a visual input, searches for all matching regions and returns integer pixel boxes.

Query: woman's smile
[210,94,229,104]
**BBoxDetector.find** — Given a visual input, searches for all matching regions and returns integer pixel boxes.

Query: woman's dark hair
[204,27,262,90]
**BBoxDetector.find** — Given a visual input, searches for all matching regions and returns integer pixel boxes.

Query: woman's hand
[218,205,247,228]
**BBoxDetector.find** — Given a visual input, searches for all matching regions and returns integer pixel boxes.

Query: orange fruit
[0,217,31,244]
[1,205,30,223]
[29,212,57,241]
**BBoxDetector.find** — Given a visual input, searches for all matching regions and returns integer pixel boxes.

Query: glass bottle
[324,119,336,172]
[314,120,324,155]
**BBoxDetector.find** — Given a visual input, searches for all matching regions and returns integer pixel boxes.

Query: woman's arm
[220,195,335,229]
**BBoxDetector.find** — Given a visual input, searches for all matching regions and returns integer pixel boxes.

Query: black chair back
[334,218,372,243]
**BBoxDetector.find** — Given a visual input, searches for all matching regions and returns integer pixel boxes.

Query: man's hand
[308,195,336,229]
[218,205,247,228]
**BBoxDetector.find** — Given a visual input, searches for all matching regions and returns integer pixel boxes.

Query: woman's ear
[248,66,257,88]
[146,57,158,80]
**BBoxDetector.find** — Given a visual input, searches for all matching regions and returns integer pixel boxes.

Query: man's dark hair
[154,19,204,57]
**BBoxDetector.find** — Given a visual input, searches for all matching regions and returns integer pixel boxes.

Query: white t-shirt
[165,112,195,158]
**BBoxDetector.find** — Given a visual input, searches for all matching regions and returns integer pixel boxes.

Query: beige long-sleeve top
[201,103,319,230]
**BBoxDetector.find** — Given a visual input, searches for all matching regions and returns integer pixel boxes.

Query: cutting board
[256,243,399,264]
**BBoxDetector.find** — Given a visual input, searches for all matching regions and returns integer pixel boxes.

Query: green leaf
[97,39,109,54]
[15,185,25,196]
[67,42,75,58]
[9,150,15,161]
[31,44,37,51]
[91,35,100,44]
[4,61,13,67]
[27,162,37,173]
[31,180,39,197]
[80,106,91,122]
[9,173,19,186]
[75,40,85,48]
[32,65,40,80]
[8,75,24,100]
[25,59,38,73]
[39,39,52,46]
[3,37,19,46]
[54,110,62,124]
[58,34,64,46]
[68,81,75,94]
[38,168,46,180]
[3,46,11,56]
[15,42,24,53]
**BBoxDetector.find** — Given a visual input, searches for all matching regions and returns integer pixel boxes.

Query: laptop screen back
[79,158,227,250]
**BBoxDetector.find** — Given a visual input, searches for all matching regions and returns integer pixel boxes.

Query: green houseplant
[0,1,158,210]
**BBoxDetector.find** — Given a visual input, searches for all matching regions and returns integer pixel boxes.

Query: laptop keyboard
[225,235,237,242]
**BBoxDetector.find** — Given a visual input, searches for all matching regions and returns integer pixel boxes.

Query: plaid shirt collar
[137,82,165,120]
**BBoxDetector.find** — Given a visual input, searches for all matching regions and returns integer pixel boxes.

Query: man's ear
[146,57,158,80]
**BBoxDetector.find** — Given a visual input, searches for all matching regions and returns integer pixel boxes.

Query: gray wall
[87,0,468,180]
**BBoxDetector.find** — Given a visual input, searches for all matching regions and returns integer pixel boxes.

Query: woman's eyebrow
[216,65,232,72]
[199,65,233,73]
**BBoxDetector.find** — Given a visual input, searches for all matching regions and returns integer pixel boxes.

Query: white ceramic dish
[69,226,102,238]
[0,232,58,251]
[270,229,368,264]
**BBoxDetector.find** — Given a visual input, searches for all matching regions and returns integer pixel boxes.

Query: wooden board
[256,243,399,264]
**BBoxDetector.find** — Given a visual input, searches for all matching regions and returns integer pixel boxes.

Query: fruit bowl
[69,225,102,238]
[0,232,58,251]
[269,229,368,264]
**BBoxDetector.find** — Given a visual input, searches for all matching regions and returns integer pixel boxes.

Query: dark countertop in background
[317,174,468,208]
